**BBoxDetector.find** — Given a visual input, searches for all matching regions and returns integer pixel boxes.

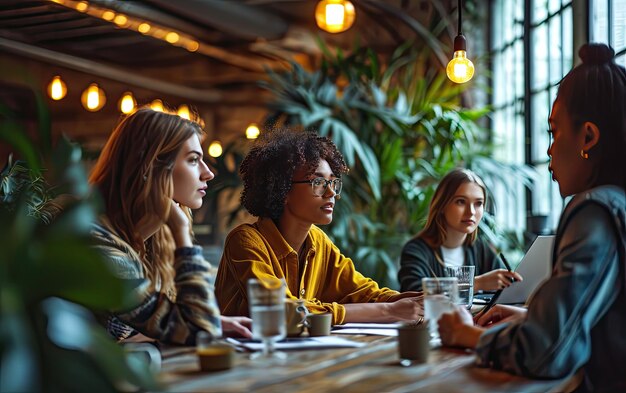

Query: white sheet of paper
[332,328,398,337]
[226,336,365,351]
[333,323,402,329]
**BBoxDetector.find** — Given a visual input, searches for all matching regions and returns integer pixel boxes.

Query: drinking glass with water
[422,277,458,342]
[444,265,475,310]
[247,277,287,360]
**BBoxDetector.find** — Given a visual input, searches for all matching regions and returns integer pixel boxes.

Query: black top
[398,236,505,292]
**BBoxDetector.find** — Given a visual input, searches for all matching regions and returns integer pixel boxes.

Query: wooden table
[158,334,576,392]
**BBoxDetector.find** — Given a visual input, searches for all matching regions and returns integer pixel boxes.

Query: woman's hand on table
[438,306,483,349]
[474,269,523,292]
[474,304,526,327]
[220,316,253,338]
[388,295,424,322]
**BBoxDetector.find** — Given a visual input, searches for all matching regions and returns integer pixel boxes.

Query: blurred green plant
[0,68,157,392]
[255,41,535,288]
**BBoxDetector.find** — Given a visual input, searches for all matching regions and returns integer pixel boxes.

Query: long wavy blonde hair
[418,168,487,249]
[90,107,205,295]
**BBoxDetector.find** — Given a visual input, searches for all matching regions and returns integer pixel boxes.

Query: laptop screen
[496,235,555,305]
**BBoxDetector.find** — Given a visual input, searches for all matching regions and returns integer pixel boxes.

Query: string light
[208,141,223,158]
[47,75,67,100]
[47,0,201,53]
[177,104,190,119]
[81,83,106,111]
[150,99,164,112]
[118,92,136,114]
[245,123,260,139]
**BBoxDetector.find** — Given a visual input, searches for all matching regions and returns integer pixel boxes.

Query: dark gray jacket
[475,185,626,393]
[398,236,505,292]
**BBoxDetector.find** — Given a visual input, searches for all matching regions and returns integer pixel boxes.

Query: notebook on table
[496,235,555,305]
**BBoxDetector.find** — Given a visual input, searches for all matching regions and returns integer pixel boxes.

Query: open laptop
[496,235,555,305]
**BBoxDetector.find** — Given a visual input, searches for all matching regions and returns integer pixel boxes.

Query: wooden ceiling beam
[0,37,226,103]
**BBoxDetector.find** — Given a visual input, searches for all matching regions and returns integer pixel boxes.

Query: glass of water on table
[444,265,475,310]
[247,277,287,360]
[422,277,459,342]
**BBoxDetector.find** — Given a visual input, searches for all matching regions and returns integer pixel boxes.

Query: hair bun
[579,43,615,65]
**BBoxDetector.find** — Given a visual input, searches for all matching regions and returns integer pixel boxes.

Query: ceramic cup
[307,313,332,336]
[285,299,310,337]
[397,322,430,365]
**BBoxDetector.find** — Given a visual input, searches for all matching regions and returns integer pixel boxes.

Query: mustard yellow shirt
[215,217,399,324]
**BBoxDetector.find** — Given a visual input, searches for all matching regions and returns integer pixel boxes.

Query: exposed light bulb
[177,104,190,119]
[446,50,475,83]
[208,141,223,158]
[81,83,106,111]
[47,75,67,100]
[119,92,136,114]
[245,124,260,139]
[446,34,475,84]
[150,99,164,112]
[315,0,355,33]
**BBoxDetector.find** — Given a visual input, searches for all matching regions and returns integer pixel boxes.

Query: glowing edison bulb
[47,75,67,100]
[150,99,164,112]
[446,50,475,83]
[245,123,260,139]
[177,104,190,119]
[81,83,106,111]
[119,92,136,114]
[315,0,355,33]
[208,141,223,158]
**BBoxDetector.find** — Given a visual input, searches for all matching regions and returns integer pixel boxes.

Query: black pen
[474,253,515,321]
[499,252,512,272]
[473,289,502,320]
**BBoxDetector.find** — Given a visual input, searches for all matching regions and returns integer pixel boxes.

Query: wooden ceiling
[0,0,450,150]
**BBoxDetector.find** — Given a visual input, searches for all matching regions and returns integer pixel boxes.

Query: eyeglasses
[292,177,342,197]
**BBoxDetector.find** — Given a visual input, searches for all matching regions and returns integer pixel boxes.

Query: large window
[489,1,526,231]
[489,0,623,235]
[591,0,626,66]
[489,0,572,234]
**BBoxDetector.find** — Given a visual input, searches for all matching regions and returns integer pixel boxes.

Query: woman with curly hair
[438,43,625,392]
[215,129,423,325]
[90,107,251,345]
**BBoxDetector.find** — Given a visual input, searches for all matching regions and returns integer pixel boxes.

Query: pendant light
[446,0,475,84]
[315,0,356,34]
[81,83,106,112]
[118,92,136,114]
[47,75,67,101]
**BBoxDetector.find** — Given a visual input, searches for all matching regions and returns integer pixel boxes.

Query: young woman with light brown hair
[90,107,251,345]
[398,168,521,292]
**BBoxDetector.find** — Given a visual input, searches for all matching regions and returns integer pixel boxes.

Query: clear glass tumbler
[444,265,475,310]
[247,277,286,360]
[422,277,458,342]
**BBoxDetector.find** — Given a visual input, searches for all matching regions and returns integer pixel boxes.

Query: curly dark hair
[240,128,349,220]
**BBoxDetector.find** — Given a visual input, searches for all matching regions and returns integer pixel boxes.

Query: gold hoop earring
[580,149,589,159]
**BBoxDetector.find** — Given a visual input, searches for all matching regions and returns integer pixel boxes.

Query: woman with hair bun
[438,43,626,392]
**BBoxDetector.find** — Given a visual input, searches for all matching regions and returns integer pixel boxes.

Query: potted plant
[0,72,157,392]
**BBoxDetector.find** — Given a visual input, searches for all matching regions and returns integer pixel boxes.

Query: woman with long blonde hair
[90,107,251,344]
